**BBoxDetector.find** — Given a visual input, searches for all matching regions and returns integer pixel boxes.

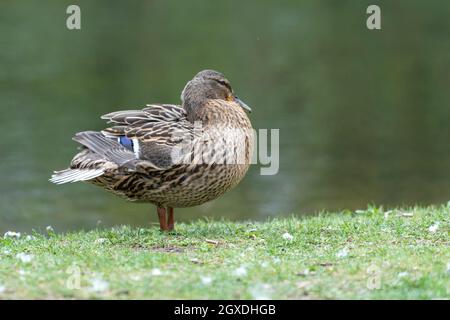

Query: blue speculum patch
[118,136,134,151]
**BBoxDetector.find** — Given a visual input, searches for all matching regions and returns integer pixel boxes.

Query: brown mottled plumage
[50,70,254,231]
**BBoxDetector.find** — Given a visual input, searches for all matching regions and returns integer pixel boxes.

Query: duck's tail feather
[49,168,105,184]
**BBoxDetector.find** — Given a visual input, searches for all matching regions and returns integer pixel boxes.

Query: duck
[50,70,254,231]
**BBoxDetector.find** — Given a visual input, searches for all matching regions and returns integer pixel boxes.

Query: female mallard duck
[50,70,254,231]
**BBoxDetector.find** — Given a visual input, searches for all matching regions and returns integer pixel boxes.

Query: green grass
[0,206,449,299]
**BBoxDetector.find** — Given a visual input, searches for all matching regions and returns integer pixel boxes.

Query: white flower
[273,257,281,264]
[233,265,247,277]
[336,247,349,258]
[282,232,294,241]
[249,283,272,299]
[190,258,201,264]
[25,235,35,241]
[130,274,141,281]
[428,223,439,234]
[384,210,393,219]
[398,212,413,217]
[151,268,163,276]
[4,231,21,239]
[46,226,54,233]
[446,262,450,275]
[200,276,213,285]
[16,253,33,264]
[95,238,107,244]
[398,271,409,278]
[0,285,5,293]
[89,277,109,292]
[2,249,11,255]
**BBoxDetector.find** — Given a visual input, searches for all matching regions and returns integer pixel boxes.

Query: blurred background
[1,1,449,233]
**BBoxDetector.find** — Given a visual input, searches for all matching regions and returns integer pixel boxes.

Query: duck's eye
[214,79,232,92]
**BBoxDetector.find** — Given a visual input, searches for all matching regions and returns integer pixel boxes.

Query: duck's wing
[50,130,142,184]
[101,104,193,168]
[50,104,192,185]
[101,104,189,142]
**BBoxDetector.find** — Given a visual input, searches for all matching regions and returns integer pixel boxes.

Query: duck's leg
[167,207,175,231]
[157,207,168,231]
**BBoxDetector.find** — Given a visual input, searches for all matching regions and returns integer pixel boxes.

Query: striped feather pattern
[50,168,105,184]
[101,104,193,144]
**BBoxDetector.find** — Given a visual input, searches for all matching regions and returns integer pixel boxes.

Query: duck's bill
[235,96,252,113]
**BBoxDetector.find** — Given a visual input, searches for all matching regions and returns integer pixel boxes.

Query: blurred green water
[1,1,449,232]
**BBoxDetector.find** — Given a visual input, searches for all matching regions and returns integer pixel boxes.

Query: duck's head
[181,70,251,115]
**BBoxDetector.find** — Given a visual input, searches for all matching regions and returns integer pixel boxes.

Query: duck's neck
[184,98,251,129]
